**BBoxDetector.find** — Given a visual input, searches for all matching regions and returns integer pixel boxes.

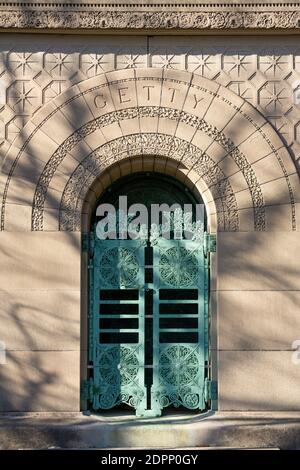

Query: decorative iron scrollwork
[93,345,145,410]
[99,247,139,288]
[159,247,198,288]
[159,345,199,387]
[98,346,140,386]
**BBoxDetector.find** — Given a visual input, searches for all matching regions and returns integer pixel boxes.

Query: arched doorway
[85,172,215,417]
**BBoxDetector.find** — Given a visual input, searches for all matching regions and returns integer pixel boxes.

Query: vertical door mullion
[198,245,205,409]
[135,243,147,416]
[151,242,161,416]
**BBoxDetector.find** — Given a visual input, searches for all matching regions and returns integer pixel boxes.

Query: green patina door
[83,174,215,417]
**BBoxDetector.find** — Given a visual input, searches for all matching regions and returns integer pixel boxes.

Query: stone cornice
[0,2,300,30]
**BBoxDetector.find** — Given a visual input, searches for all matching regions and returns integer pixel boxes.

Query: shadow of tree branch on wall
[0,18,299,449]
[0,291,80,411]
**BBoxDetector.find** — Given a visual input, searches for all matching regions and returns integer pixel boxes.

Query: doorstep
[0,411,300,449]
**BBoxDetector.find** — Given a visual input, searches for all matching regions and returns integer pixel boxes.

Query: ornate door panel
[85,234,211,417]
[151,238,207,415]
[89,238,147,415]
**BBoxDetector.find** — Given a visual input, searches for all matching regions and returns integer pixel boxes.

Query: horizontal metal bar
[158,300,199,303]
[159,328,199,332]
[98,314,142,318]
[99,329,140,333]
[99,300,139,304]
[158,314,199,318]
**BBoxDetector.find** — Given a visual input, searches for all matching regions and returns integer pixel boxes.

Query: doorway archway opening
[84,171,216,417]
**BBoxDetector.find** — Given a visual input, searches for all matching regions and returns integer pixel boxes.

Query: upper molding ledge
[1,1,300,30]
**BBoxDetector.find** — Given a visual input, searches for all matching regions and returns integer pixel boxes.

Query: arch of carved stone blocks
[0,67,299,232]
[79,156,218,233]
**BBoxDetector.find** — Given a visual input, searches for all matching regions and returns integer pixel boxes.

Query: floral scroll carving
[1,8,300,31]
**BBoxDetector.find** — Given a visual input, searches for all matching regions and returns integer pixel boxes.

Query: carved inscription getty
[94,86,203,109]
[2,69,296,234]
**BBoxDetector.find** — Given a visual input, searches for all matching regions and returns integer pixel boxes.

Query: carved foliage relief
[1,5,300,32]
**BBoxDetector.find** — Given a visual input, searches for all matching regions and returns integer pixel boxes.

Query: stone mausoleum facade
[0,0,300,449]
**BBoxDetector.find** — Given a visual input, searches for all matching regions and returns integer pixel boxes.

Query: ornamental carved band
[57,133,239,232]
[1,9,300,30]
[0,68,297,233]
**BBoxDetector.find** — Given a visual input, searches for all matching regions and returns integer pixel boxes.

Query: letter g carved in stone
[94,94,107,109]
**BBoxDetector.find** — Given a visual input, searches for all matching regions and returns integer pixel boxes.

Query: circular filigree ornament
[99,247,139,287]
[183,392,200,409]
[159,246,198,287]
[99,392,116,409]
[159,345,199,386]
[99,346,139,386]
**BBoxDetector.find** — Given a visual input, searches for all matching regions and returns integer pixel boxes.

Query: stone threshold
[0,411,300,449]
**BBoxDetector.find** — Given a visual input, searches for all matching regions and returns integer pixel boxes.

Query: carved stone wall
[1,67,298,233]
[0,34,300,176]
[0,46,299,414]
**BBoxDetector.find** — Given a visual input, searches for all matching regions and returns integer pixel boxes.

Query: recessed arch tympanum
[0,67,298,232]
